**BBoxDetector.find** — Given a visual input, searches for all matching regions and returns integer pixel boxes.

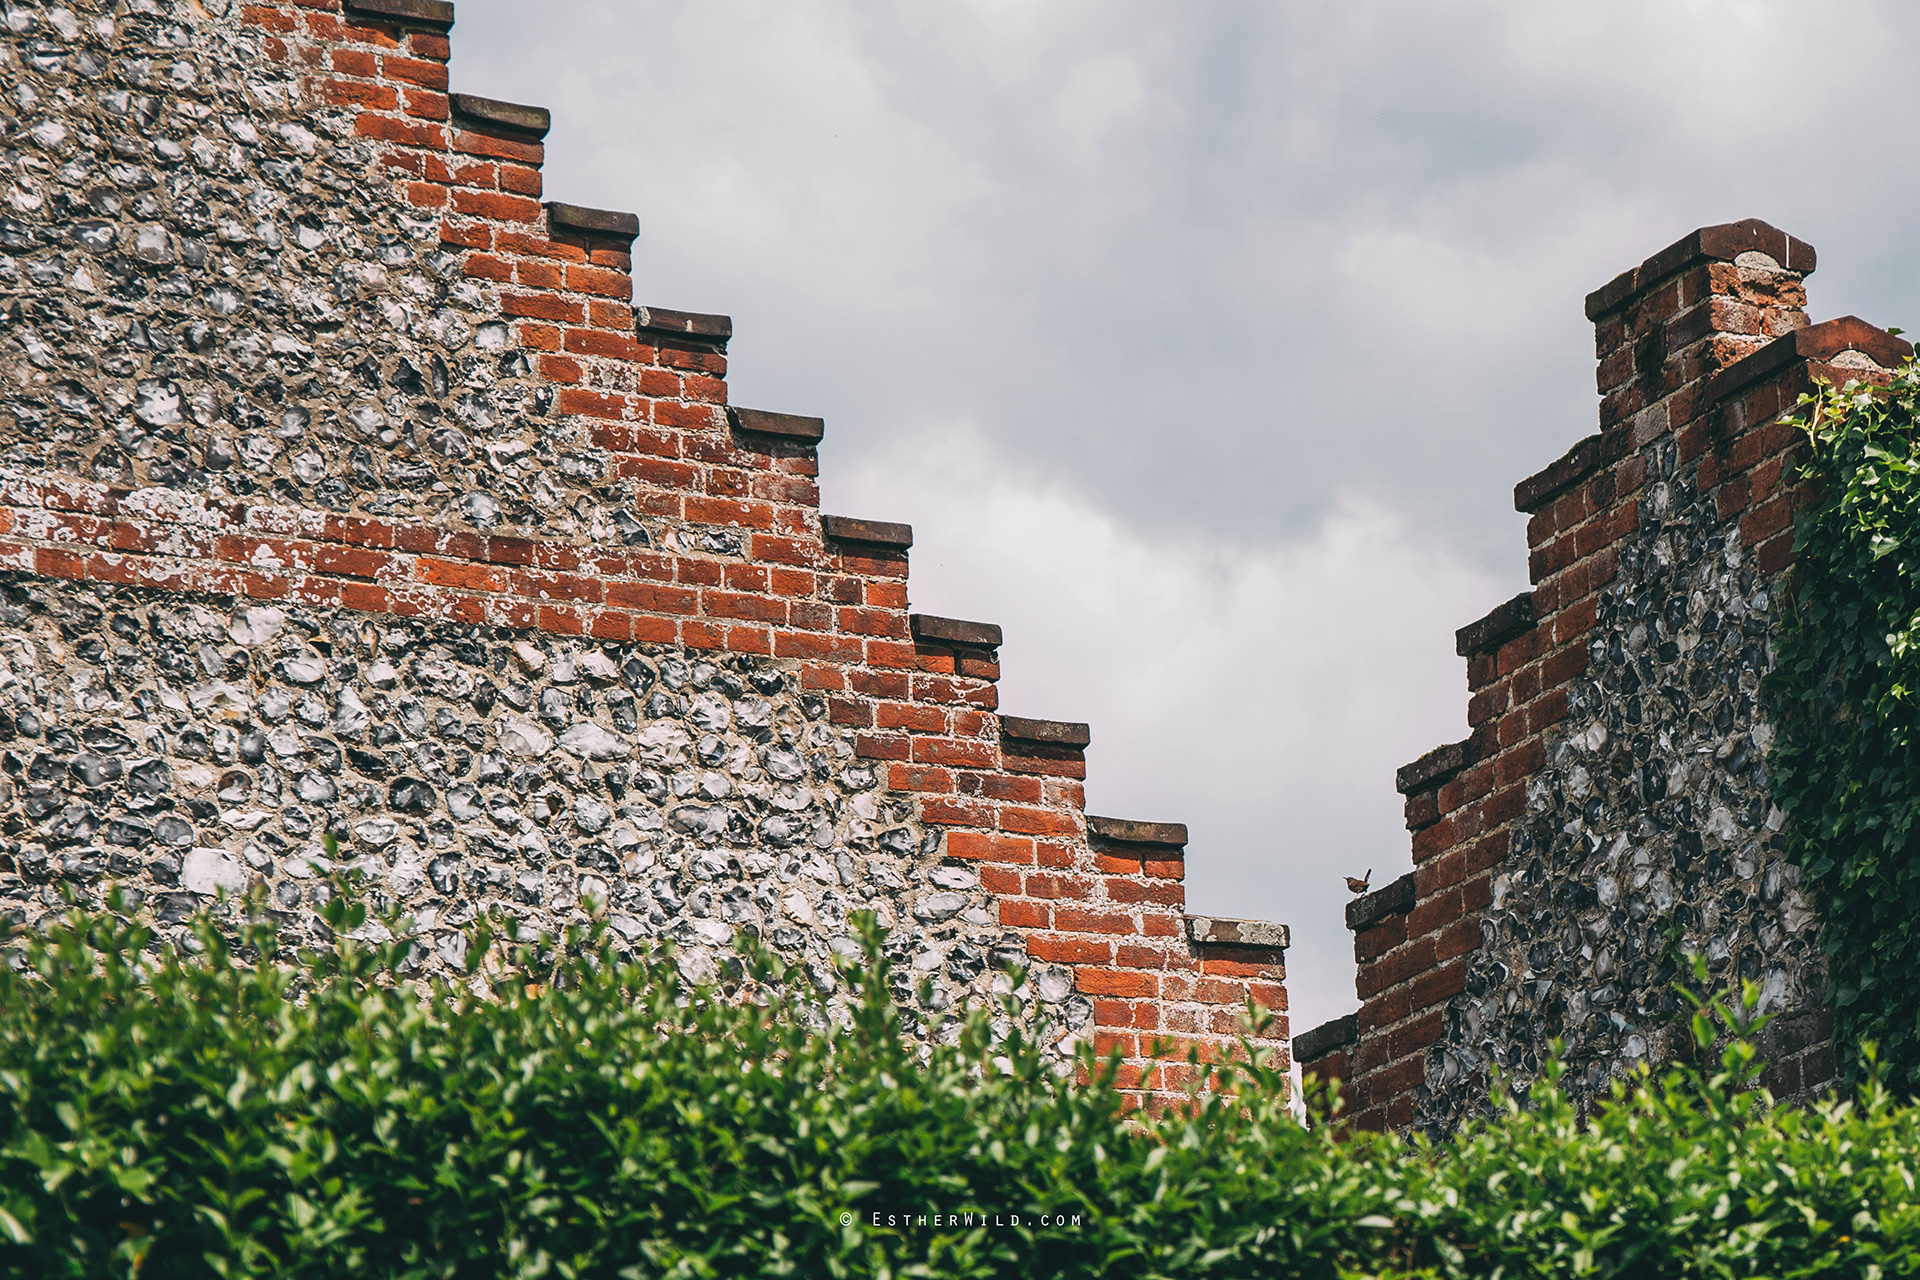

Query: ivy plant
[1772,359,1920,1089]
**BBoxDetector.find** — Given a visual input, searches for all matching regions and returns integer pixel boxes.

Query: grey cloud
[451,0,1920,1037]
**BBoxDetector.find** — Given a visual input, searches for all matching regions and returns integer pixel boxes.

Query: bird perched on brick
[1345,869,1372,895]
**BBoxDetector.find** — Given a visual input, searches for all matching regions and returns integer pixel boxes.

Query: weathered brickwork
[0,0,1289,1107]
[1296,221,1910,1134]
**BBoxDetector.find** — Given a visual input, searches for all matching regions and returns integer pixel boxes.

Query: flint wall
[0,0,1290,1108]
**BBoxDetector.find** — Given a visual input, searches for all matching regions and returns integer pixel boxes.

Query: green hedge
[2,894,1918,1278]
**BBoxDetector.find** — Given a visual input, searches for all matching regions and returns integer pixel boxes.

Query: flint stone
[154,815,195,846]
[69,753,121,788]
[280,657,327,685]
[496,716,553,756]
[389,777,436,814]
[559,722,630,761]
[574,795,612,833]
[182,847,248,896]
[229,607,285,647]
[355,817,398,847]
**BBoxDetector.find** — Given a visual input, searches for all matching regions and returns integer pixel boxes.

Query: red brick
[355,111,440,147]
[1540,643,1588,688]
[1757,529,1796,575]
[35,547,84,579]
[1354,938,1435,1000]
[1493,738,1546,787]
[1742,494,1794,546]
[517,322,563,351]
[1190,977,1259,1006]
[1003,752,1087,780]
[1033,840,1077,869]
[1353,916,1407,962]
[1028,937,1112,965]
[452,129,543,165]
[338,581,393,613]
[974,775,1043,804]
[566,263,633,299]
[329,46,379,76]
[1024,873,1094,901]
[318,79,399,110]
[1245,981,1287,1011]
[774,630,864,662]
[416,557,506,592]
[537,604,585,635]
[912,737,995,769]
[503,292,586,324]
[1094,999,1158,1030]
[1105,880,1182,906]
[1054,906,1136,935]
[999,805,1076,837]
[1000,900,1050,929]
[920,796,994,826]
[1077,969,1158,998]
[725,624,773,655]
[680,620,725,649]
[515,259,566,290]
[1199,957,1285,979]
[686,497,776,530]
[383,53,447,88]
[1527,687,1570,734]
[589,611,634,642]
[602,582,697,615]
[945,831,1034,864]
[1435,916,1481,963]
[826,696,869,728]
[587,299,635,330]
[886,764,953,794]
[979,866,1023,895]
[405,89,450,122]
[630,615,678,644]
[703,590,786,624]
[1409,959,1468,1010]
[305,537,395,579]
[241,5,298,33]
[499,163,542,196]
[1374,1055,1426,1100]
[768,568,814,598]
[564,325,642,360]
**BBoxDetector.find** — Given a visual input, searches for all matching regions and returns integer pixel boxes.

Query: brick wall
[0,0,1287,1110]
[1293,220,1909,1134]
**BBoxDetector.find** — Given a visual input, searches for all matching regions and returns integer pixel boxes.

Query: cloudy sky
[452,0,1920,1041]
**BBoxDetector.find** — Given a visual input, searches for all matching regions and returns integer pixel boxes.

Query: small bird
[1345,869,1372,896]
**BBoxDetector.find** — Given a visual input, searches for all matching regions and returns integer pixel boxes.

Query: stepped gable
[0,0,1286,1109]
[1293,219,1907,1135]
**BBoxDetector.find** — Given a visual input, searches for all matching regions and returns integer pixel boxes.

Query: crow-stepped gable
[0,0,1289,1110]
[1294,218,1909,1135]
